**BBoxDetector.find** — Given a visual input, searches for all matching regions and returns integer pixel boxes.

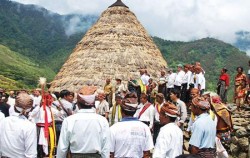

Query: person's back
[110,119,153,158]
[57,86,110,158]
[0,115,37,158]
[191,113,216,148]
[154,123,183,158]
[58,108,110,157]
[153,102,183,158]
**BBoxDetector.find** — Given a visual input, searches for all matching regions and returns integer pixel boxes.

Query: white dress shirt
[0,112,37,158]
[190,73,199,88]
[0,112,5,121]
[60,98,73,112]
[174,70,185,86]
[197,73,206,90]
[97,100,110,116]
[175,99,187,124]
[141,74,150,85]
[57,109,110,158]
[167,73,176,88]
[115,83,126,94]
[153,123,183,158]
[29,105,52,123]
[30,95,42,107]
[134,102,155,129]
[7,96,15,106]
[182,71,192,89]
[110,118,154,158]
[51,101,65,121]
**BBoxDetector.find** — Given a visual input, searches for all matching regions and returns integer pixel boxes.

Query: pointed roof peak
[109,0,128,8]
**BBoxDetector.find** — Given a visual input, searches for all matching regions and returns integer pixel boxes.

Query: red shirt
[219,73,230,86]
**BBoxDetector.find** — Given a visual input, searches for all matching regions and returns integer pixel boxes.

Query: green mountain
[235,31,250,54]
[1,0,250,94]
[0,45,55,89]
[0,0,96,88]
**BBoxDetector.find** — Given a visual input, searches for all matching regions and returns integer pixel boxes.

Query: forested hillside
[154,37,250,98]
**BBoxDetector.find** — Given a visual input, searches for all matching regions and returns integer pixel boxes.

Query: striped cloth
[70,153,101,158]
[197,148,216,158]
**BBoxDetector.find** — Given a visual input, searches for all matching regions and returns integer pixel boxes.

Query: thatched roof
[50,0,167,92]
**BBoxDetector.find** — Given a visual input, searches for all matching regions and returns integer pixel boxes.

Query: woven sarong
[197,148,216,158]
[71,153,101,158]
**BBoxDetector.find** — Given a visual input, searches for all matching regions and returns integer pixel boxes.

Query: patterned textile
[197,148,216,158]
[217,131,231,144]
[71,153,101,158]
[211,96,233,130]
[217,80,227,103]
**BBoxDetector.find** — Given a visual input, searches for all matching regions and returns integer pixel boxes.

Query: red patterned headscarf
[161,102,179,117]
[192,97,211,110]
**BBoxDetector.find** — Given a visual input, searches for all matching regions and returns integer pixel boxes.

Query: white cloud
[12,0,250,44]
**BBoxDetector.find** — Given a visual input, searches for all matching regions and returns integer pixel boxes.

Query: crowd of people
[1,60,250,158]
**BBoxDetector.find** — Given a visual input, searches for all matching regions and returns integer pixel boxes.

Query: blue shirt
[189,113,216,149]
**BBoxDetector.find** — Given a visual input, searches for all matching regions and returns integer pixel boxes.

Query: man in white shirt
[196,67,206,95]
[134,93,155,130]
[166,68,176,100]
[181,64,192,103]
[169,89,187,129]
[153,101,183,158]
[58,89,74,116]
[140,69,150,86]
[115,78,126,96]
[96,91,109,119]
[30,88,42,107]
[0,93,37,158]
[110,92,154,158]
[174,64,185,91]
[29,92,56,157]
[57,86,110,158]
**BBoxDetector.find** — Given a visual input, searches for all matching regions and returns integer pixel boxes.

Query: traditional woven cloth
[197,148,216,158]
[71,153,101,158]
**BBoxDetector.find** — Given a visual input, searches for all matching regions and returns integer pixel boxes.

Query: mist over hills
[0,0,249,91]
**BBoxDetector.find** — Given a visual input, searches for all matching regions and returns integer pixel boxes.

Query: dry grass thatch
[50,2,167,92]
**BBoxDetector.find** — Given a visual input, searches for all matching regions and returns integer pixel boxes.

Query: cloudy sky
[12,0,250,44]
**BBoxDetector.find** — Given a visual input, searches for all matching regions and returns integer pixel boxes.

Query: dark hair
[69,92,75,97]
[140,93,148,99]
[236,66,243,72]
[60,90,70,98]
[169,116,177,122]
[78,101,93,109]
[170,89,180,98]
[222,67,228,72]
[52,92,60,99]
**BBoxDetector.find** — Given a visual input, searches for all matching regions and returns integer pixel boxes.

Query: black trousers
[180,83,189,103]
[153,122,163,144]
[71,153,101,158]
[174,85,181,92]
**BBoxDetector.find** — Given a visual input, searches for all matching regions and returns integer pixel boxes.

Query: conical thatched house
[50,0,167,92]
